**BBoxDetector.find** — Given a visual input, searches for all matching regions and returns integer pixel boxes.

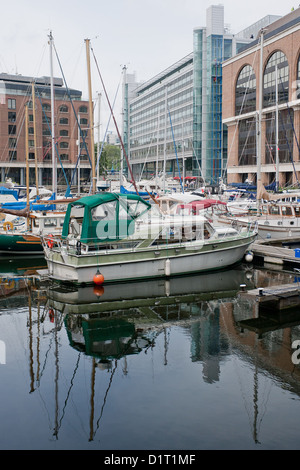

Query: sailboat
[0,33,74,255]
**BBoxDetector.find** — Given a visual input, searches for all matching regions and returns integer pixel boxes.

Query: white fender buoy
[165,258,171,276]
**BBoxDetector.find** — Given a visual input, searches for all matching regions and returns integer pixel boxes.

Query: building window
[8,125,16,135]
[28,127,34,135]
[60,153,69,161]
[265,109,293,164]
[235,65,256,115]
[60,130,68,137]
[79,105,88,113]
[8,112,16,122]
[42,103,51,111]
[60,141,69,149]
[43,127,51,136]
[9,150,17,160]
[8,99,16,109]
[29,152,35,160]
[59,105,68,113]
[80,118,88,125]
[263,51,289,108]
[8,138,17,148]
[60,117,68,125]
[238,117,256,166]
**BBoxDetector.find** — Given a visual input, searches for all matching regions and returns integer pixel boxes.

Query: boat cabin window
[43,217,59,227]
[126,199,148,219]
[281,206,293,216]
[268,205,280,215]
[262,205,268,215]
[295,207,300,217]
[69,205,85,237]
[91,201,116,221]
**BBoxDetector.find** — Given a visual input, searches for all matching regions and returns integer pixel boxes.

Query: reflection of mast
[28,280,35,393]
[89,358,96,442]
[53,309,59,439]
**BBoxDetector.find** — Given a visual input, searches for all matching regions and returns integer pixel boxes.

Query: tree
[95,143,121,176]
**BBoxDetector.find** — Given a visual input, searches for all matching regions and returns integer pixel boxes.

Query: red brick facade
[0,76,91,188]
[223,10,300,187]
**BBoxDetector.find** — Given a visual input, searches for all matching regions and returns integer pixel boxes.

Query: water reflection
[0,260,300,448]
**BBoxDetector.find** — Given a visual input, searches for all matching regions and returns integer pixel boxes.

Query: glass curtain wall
[193,28,203,177]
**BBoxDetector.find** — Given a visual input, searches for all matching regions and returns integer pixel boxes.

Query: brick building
[0,73,91,189]
[222,8,300,188]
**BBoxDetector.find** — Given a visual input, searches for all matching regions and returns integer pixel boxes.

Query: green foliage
[95,143,121,175]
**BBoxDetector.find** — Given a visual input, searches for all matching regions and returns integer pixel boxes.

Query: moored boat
[42,192,257,285]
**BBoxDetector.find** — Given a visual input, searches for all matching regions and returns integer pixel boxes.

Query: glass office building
[123,5,277,184]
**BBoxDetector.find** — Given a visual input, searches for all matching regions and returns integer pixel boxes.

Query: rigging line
[35,86,70,190]
[138,132,156,182]
[95,77,121,187]
[278,73,300,157]
[168,107,184,193]
[237,119,255,165]
[93,360,118,439]
[190,139,204,179]
[90,44,139,195]
[52,42,92,172]
[279,109,299,183]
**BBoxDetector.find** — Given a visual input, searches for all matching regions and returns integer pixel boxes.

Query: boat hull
[0,233,43,255]
[45,233,256,285]
[219,215,300,240]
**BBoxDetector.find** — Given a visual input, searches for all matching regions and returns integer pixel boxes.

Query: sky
[0,0,296,139]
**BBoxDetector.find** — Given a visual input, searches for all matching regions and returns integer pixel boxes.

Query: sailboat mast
[97,92,101,183]
[85,39,96,194]
[275,65,279,192]
[49,31,57,196]
[31,82,39,196]
[25,104,30,228]
[257,29,264,189]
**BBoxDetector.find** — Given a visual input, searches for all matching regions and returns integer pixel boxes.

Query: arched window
[235,65,256,115]
[263,51,289,108]
[79,105,88,113]
[59,105,69,113]
[43,103,51,111]
[60,141,69,149]
[296,54,300,99]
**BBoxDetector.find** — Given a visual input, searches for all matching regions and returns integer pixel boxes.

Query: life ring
[3,221,13,231]
[47,234,54,248]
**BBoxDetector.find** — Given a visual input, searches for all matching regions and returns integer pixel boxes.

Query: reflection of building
[223,8,300,187]
[124,5,279,183]
[0,73,91,187]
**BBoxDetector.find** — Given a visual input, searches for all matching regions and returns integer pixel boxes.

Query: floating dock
[251,237,300,268]
[240,283,300,311]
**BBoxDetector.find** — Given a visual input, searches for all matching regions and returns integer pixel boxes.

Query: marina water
[0,257,300,450]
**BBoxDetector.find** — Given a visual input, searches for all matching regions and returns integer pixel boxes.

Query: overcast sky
[0,0,295,137]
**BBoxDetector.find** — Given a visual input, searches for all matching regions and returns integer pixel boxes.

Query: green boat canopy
[62,192,152,243]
